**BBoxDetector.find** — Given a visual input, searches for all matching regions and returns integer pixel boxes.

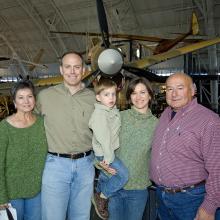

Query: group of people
[0,51,219,220]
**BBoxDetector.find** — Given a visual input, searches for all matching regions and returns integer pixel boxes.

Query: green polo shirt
[36,83,95,153]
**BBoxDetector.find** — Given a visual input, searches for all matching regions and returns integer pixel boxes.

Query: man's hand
[0,203,9,210]
[194,208,214,220]
[99,161,117,175]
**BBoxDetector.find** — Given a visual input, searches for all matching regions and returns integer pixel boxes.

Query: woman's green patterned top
[0,115,48,204]
[116,107,158,190]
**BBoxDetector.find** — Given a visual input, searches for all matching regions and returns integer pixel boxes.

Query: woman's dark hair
[126,77,154,106]
[10,80,36,101]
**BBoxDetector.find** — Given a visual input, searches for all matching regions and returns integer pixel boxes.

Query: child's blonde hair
[94,78,117,94]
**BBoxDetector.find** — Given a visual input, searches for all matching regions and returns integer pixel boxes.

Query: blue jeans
[108,189,148,220]
[96,156,128,198]
[41,153,95,220]
[10,192,41,220]
[156,184,220,220]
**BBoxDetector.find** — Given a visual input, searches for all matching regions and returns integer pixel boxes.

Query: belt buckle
[164,187,181,193]
[164,187,172,193]
[70,153,76,159]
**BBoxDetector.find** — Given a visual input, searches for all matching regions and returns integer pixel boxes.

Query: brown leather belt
[48,150,92,159]
[160,180,206,193]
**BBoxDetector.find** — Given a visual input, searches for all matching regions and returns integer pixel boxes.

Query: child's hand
[106,166,117,175]
[99,160,109,168]
[100,161,117,175]
[0,203,9,210]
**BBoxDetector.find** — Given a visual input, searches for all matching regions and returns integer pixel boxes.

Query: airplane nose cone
[98,48,123,76]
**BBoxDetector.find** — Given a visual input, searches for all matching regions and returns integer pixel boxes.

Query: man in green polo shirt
[36,51,96,220]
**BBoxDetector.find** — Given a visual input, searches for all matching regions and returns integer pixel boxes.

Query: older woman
[0,80,47,220]
[108,77,158,220]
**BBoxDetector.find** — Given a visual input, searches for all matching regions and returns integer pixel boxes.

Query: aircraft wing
[35,76,63,86]
[35,68,93,87]
[50,31,170,42]
[129,37,220,69]
[0,69,93,94]
[0,77,63,94]
[50,31,203,43]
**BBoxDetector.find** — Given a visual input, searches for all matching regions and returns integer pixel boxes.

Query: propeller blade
[0,57,10,61]
[83,70,100,87]
[123,65,166,83]
[96,0,110,48]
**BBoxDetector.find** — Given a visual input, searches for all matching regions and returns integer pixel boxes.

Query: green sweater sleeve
[0,121,9,204]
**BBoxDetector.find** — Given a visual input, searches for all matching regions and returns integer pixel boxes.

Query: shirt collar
[168,98,198,117]
[94,102,118,112]
[61,82,84,95]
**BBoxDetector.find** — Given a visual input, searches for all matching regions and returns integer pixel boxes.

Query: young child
[89,78,128,220]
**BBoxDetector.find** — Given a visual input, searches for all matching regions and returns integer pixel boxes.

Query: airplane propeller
[98,0,122,74]
[96,0,110,48]
[83,0,184,85]
[82,0,125,86]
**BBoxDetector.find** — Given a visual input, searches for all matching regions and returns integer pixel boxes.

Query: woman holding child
[108,77,158,220]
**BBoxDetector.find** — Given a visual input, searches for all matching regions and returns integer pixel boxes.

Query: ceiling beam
[16,0,60,57]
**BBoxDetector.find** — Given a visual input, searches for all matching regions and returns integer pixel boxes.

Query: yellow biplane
[49,0,220,85]
[1,0,220,89]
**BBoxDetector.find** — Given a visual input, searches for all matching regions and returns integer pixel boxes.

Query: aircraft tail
[190,12,199,35]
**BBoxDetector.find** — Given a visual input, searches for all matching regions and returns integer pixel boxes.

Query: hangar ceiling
[0,0,219,77]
